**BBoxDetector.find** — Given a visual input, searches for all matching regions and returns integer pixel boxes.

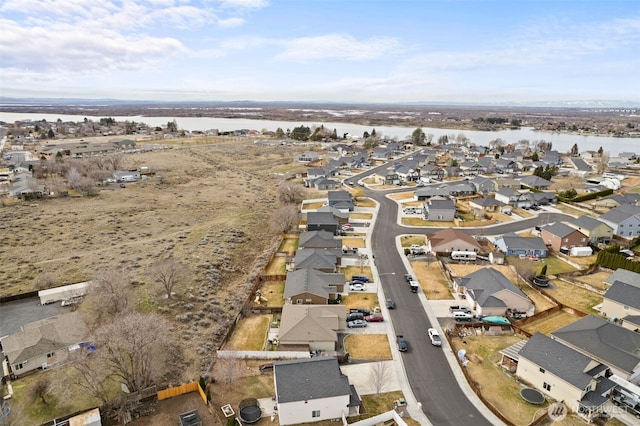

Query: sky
[1,0,639,105]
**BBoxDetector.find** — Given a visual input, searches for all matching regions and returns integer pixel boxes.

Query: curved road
[362,184,573,425]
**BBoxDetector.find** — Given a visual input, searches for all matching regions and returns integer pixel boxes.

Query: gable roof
[497,234,547,251]
[458,267,529,306]
[520,175,552,188]
[604,281,640,310]
[427,197,455,210]
[470,196,505,208]
[427,228,481,250]
[605,269,640,287]
[541,222,586,239]
[285,267,344,299]
[274,357,351,403]
[0,312,89,364]
[600,203,640,225]
[293,248,339,271]
[552,315,640,375]
[306,211,339,226]
[568,215,612,232]
[298,230,341,249]
[278,305,345,344]
[519,332,598,389]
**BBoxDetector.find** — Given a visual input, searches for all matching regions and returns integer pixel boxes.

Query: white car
[349,283,366,291]
[428,328,442,346]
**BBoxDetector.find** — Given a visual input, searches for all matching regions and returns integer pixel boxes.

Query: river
[0,111,634,156]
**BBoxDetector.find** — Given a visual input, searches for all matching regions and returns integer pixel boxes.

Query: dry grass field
[573,270,611,291]
[520,309,581,335]
[544,280,603,314]
[224,315,272,351]
[343,334,392,360]
[411,260,453,299]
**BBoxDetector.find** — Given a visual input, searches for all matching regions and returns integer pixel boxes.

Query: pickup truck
[409,280,419,293]
[397,335,408,352]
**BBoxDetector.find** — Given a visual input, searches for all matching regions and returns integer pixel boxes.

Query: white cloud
[217,17,245,27]
[277,34,402,61]
[218,0,269,9]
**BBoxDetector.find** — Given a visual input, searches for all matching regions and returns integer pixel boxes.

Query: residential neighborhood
[4,117,640,426]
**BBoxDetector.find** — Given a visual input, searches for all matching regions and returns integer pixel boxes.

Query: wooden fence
[157,382,207,405]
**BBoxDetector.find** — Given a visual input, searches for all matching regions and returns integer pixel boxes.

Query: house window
[543,382,551,391]
[539,367,545,374]
[296,299,302,304]
[46,352,54,358]
[15,363,23,370]
[312,410,321,418]
[563,238,568,242]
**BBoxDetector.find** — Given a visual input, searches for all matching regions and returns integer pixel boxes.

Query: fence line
[216,350,310,360]
[157,382,206,405]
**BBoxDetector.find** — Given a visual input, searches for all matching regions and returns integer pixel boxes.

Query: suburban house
[468,197,506,216]
[516,332,615,421]
[425,228,482,255]
[599,204,640,239]
[552,315,640,383]
[306,212,340,234]
[284,268,345,304]
[277,305,346,352]
[495,188,533,209]
[423,197,456,222]
[327,190,355,212]
[494,233,548,258]
[308,178,340,190]
[1,311,89,377]
[469,176,497,194]
[564,216,614,245]
[296,152,320,163]
[421,164,446,181]
[519,175,552,190]
[293,249,340,273]
[601,281,640,327]
[605,269,640,287]
[567,157,594,177]
[594,193,640,209]
[380,166,400,185]
[415,182,475,200]
[298,230,341,250]
[494,177,521,189]
[274,357,360,425]
[539,222,588,252]
[455,267,534,317]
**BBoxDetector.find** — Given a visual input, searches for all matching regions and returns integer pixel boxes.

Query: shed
[569,246,593,257]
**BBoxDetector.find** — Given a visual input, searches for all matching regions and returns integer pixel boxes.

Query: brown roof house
[425,228,482,255]
[539,222,588,252]
[284,268,345,304]
[1,311,89,377]
[277,305,346,352]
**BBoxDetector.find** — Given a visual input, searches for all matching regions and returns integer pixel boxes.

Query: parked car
[404,274,414,282]
[347,319,367,328]
[346,312,364,322]
[365,314,384,322]
[341,223,354,231]
[352,307,371,316]
[386,298,396,309]
[349,283,366,291]
[397,335,408,352]
[351,275,370,282]
[428,328,442,346]
[449,305,471,314]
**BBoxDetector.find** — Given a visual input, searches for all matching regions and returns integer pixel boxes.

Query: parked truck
[409,280,419,293]
[612,387,640,418]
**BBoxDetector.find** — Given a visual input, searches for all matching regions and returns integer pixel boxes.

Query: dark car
[351,307,371,316]
[346,312,364,322]
[397,335,408,352]
[404,274,413,282]
[386,298,396,309]
[347,319,367,328]
[351,275,370,283]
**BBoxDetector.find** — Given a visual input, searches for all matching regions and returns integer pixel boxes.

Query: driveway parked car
[351,307,371,316]
[386,298,396,309]
[346,312,364,322]
[351,275,370,282]
[428,328,442,346]
[349,283,366,291]
[347,319,367,328]
[449,305,471,314]
[365,313,384,322]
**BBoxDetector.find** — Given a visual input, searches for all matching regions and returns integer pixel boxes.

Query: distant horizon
[1,96,639,110]
[1,1,638,105]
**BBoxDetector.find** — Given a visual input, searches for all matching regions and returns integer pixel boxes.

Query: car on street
[428,328,442,346]
[349,283,366,291]
[365,313,384,322]
[404,274,413,282]
[351,275,370,282]
[397,335,408,352]
[386,298,396,309]
[347,319,367,328]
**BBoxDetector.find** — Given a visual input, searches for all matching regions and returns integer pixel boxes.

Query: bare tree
[216,357,243,389]
[89,268,131,315]
[278,181,305,205]
[105,153,126,171]
[149,257,190,299]
[356,254,368,272]
[269,205,300,234]
[66,312,173,402]
[66,167,82,189]
[369,361,391,399]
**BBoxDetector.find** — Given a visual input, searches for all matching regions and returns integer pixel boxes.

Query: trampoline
[238,398,262,424]
[520,388,546,405]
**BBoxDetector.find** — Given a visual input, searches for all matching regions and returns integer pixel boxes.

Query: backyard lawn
[573,271,611,291]
[342,293,379,311]
[412,261,453,299]
[400,235,426,248]
[259,280,284,307]
[277,237,297,254]
[343,334,392,360]
[520,284,558,312]
[342,237,367,248]
[225,315,271,351]
[544,280,603,314]
[449,335,549,426]
[520,309,580,336]
[263,255,286,275]
[342,265,372,281]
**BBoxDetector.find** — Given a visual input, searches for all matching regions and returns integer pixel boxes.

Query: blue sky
[1,0,639,104]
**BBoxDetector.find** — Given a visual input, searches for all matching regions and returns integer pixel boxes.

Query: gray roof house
[494,233,547,258]
[568,157,594,176]
[516,332,614,420]
[274,357,359,425]
[565,215,614,244]
[599,204,640,238]
[495,187,532,209]
[470,176,497,195]
[552,315,640,381]
[284,267,345,304]
[424,196,456,222]
[456,267,534,316]
[601,281,640,328]
[298,230,341,250]
[278,305,346,352]
[1,311,89,377]
[604,269,640,287]
[520,175,552,190]
[306,212,340,234]
[293,248,340,272]
[327,190,355,211]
